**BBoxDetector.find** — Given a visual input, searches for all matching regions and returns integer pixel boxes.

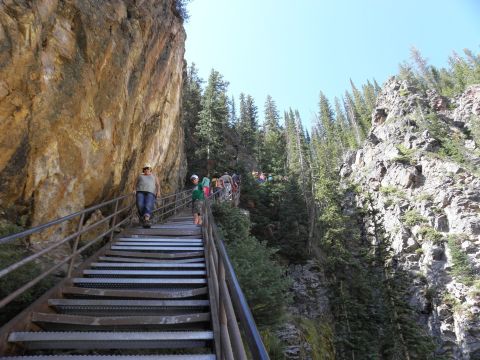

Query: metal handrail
[203,186,270,360]
[0,189,191,310]
[0,193,133,245]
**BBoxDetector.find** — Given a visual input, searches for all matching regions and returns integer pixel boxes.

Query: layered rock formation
[341,79,480,359]
[0,0,186,230]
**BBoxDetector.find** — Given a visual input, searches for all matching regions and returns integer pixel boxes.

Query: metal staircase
[0,190,269,359]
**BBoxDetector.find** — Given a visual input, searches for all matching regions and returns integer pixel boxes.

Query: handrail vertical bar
[206,189,270,360]
[108,198,120,243]
[203,210,222,359]
[67,213,85,277]
[219,279,248,360]
[219,261,234,360]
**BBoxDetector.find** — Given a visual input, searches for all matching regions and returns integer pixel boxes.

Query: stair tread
[84,270,206,276]
[91,262,205,268]
[32,312,211,326]
[9,331,214,341]
[115,237,202,242]
[114,241,203,246]
[73,278,207,284]
[62,286,209,299]
[110,246,204,251]
[98,257,205,263]
[48,299,209,307]
[0,355,215,360]
[104,250,204,259]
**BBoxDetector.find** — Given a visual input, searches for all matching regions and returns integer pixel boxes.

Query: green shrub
[0,222,24,237]
[298,317,335,360]
[415,193,433,202]
[380,186,405,198]
[0,242,56,325]
[213,203,291,326]
[261,328,286,359]
[443,293,461,311]
[447,236,475,285]
[438,138,465,164]
[384,198,394,208]
[393,144,416,165]
[418,226,444,244]
[402,210,427,226]
[212,203,250,244]
[470,280,480,298]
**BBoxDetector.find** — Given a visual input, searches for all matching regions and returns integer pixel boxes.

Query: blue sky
[184,0,480,129]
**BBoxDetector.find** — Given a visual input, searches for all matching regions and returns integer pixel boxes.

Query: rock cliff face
[0,0,186,229]
[341,79,480,359]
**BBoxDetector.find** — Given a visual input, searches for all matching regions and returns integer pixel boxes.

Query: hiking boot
[143,215,151,228]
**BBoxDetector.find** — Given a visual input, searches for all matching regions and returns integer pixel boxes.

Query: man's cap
[190,174,199,180]
[143,163,152,169]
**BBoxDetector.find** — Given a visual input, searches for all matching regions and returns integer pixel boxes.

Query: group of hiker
[134,162,240,227]
[189,172,241,225]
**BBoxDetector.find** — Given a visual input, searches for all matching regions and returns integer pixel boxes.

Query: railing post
[219,261,234,360]
[108,198,120,243]
[129,193,137,226]
[67,213,85,277]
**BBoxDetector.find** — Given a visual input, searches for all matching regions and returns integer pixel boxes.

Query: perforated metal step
[0,355,215,360]
[91,262,206,269]
[110,246,204,252]
[62,286,209,299]
[32,312,211,330]
[72,278,207,288]
[83,270,207,278]
[97,256,205,263]
[49,299,209,310]
[104,250,204,259]
[8,331,214,349]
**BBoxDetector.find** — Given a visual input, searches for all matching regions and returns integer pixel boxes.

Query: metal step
[91,262,206,269]
[8,331,214,349]
[105,250,204,259]
[114,241,203,246]
[148,225,200,229]
[97,256,205,264]
[113,242,203,247]
[114,237,203,242]
[62,286,209,299]
[0,355,216,360]
[122,229,202,236]
[72,278,207,288]
[83,270,207,278]
[32,312,211,330]
[110,246,204,252]
[49,299,210,312]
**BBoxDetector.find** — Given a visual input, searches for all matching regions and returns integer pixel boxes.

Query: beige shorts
[192,200,204,215]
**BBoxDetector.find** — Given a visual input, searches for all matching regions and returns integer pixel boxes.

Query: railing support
[108,198,120,243]
[67,213,85,277]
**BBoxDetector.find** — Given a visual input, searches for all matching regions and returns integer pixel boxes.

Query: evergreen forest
[182,48,480,359]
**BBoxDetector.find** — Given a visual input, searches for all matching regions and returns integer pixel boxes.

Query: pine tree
[334,97,355,150]
[260,95,286,173]
[182,63,204,174]
[344,90,364,144]
[229,95,238,128]
[238,93,258,154]
[196,69,229,171]
[350,79,371,135]
[362,80,377,114]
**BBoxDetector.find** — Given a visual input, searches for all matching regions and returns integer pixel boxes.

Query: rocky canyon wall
[0,0,186,228]
[341,79,480,359]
